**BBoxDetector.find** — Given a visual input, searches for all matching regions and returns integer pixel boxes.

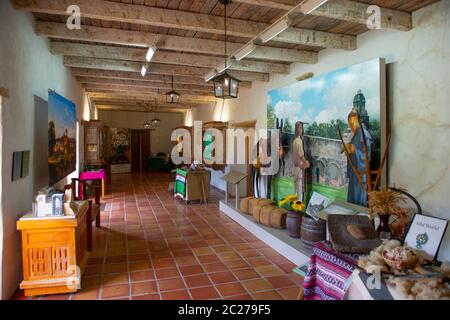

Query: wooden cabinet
[85,120,108,167]
[17,202,89,296]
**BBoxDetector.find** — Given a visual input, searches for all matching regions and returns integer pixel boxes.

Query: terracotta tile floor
[14,172,303,300]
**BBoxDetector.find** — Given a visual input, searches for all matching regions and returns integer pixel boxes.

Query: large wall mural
[267,58,386,205]
[48,91,77,186]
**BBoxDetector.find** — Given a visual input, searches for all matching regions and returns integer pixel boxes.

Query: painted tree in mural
[306,119,348,139]
[283,119,293,133]
[267,104,276,129]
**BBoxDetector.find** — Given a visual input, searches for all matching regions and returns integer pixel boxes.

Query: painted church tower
[353,90,370,128]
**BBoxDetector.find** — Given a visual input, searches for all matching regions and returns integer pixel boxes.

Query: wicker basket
[383,251,418,271]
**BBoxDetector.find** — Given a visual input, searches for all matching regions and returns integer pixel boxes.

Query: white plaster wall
[189,1,450,261]
[98,110,184,155]
[0,1,85,299]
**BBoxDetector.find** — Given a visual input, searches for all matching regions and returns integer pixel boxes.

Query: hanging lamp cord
[224,2,227,70]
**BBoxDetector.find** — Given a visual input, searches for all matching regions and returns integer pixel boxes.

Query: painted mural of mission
[267,59,383,204]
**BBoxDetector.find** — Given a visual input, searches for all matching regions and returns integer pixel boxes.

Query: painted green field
[271,176,347,204]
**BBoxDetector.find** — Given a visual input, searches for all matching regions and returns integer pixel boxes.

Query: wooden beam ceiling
[36,22,318,63]
[70,68,253,88]
[12,0,424,113]
[230,0,412,31]
[17,0,358,49]
[83,83,216,97]
[86,90,218,103]
[95,103,190,114]
[65,57,270,82]
[77,77,214,93]
[51,42,292,74]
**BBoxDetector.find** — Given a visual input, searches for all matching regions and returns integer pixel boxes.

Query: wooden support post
[235,184,239,209]
[225,182,229,204]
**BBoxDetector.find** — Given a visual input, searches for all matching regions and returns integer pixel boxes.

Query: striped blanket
[174,168,187,199]
[303,241,361,300]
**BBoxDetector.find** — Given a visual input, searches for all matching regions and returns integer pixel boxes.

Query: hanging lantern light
[143,108,151,129]
[165,75,180,103]
[211,0,240,99]
[151,118,161,127]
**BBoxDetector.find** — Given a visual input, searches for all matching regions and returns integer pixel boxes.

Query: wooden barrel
[300,216,326,254]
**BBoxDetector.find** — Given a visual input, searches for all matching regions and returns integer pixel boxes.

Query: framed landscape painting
[267,58,387,205]
[48,91,77,186]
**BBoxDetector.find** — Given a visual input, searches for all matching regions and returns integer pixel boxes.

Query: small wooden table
[17,202,89,296]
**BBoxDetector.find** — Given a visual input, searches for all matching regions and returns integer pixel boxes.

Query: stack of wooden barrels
[240,197,288,229]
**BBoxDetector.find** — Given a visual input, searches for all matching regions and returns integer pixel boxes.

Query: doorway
[131,130,150,172]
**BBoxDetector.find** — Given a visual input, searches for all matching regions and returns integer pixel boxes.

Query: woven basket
[240,197,254,214]
[383,251,418,271]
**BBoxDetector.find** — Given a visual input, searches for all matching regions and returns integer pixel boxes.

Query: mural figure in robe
[345,109,373,207]
[292,121,310,202]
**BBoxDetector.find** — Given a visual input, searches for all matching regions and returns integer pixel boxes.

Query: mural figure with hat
[345,109,373,206]
[292,121,310,202]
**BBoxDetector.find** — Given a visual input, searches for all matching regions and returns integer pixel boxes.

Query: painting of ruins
[48,91,77,186]
[267,58,386,203]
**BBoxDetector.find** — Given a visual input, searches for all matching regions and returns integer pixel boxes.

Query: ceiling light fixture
[259,17,290,43]
[302,0,329,14]
[165,75,180,103]
[234,42,255,61]
[145,46,156,62]
[210,0,240,99]
[205,70,217,82]
[141,64,149,77]
[143,107,151,129]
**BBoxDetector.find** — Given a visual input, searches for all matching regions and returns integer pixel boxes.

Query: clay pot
[286,211,303,238]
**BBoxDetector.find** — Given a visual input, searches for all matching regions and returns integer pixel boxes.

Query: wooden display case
[203,121,228,172]
[16,202,89,297]
[84,120,108,167]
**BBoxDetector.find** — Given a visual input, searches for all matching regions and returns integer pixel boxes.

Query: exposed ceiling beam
[85,88,218,103]
[36,22,318,63]
[51,42,292,74]
[92,97,207,108]
[95,104,189,113]
[231,0,412,31]
[307,0,412,31]
[65,57,271,82]
[77,77,213,93]
[15,0,357,50]
[233,0,297,11]
[13,0,265,37]
[274,28,355,49]
[83,83,215,97]
[71,68,253,88]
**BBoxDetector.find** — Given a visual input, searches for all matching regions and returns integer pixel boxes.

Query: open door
[131,130,151,172]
